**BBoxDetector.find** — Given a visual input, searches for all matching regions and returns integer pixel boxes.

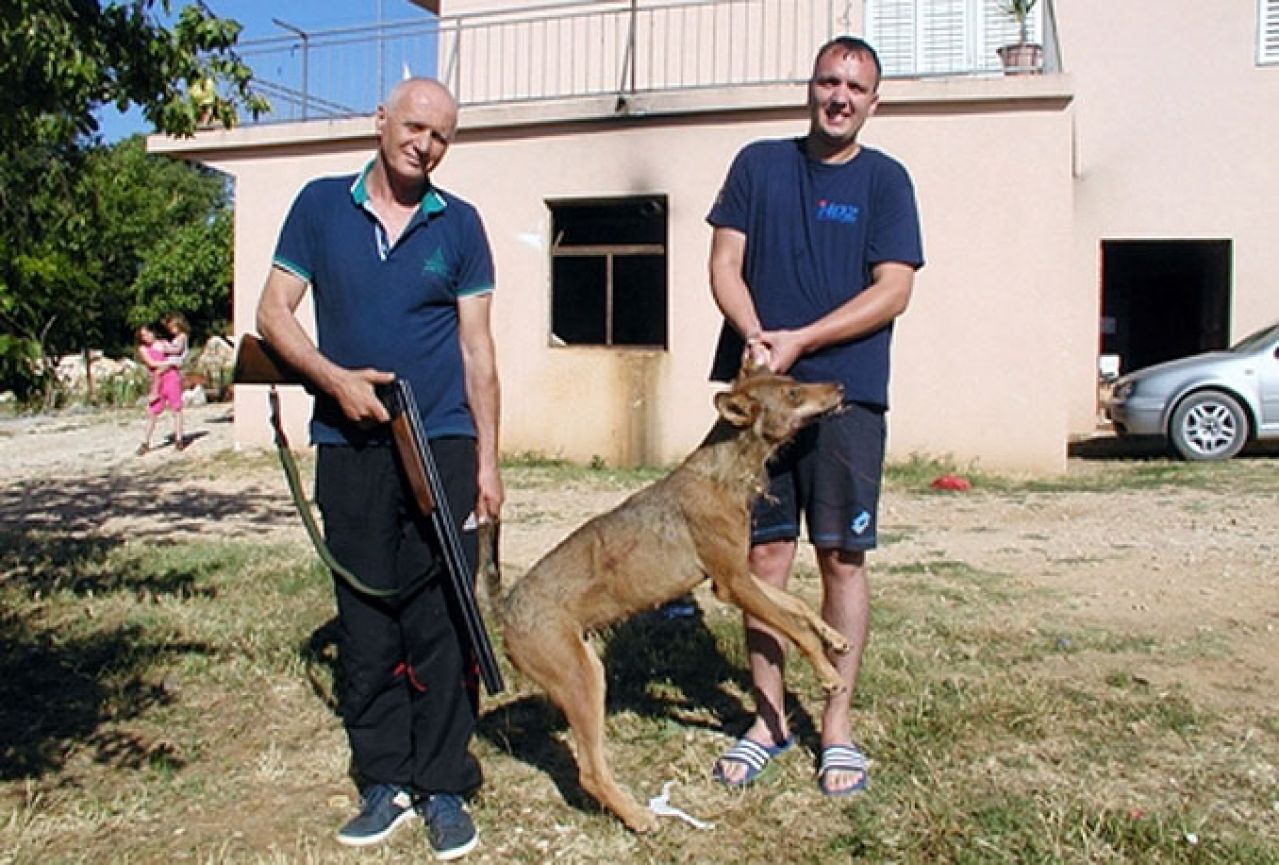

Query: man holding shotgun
[256,77,501,861]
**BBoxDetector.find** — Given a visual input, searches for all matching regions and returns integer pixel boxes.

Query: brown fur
[491,362,848,832]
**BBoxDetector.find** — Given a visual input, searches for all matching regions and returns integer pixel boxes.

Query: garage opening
[1099,239,1232,377]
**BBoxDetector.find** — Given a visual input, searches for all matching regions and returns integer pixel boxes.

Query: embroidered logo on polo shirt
[816,199,859,224]
[422,248,449,277]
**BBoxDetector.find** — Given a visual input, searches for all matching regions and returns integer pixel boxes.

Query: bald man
[258,78,501,860]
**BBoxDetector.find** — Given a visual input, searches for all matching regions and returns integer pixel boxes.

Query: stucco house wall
[151,0,1277,473]
[1060,0,1279,433]
[156,76,1074,471]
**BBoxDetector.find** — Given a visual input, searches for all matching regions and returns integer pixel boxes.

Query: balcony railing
[438,0,840,107]
[233,0,1060,126]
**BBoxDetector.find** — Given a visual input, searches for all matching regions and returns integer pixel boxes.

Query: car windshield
[1230,322,1279,352]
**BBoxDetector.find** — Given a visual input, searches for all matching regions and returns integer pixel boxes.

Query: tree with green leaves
[0,0,265,402]
[131,207,233,339]
[0,136,232,400]
[0,0,268,149]
[86,136,231,339]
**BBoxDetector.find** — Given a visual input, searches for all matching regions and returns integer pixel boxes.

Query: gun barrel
[386,380,505,696]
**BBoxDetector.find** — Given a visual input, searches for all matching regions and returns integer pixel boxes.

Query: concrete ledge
[149,74,1073,156]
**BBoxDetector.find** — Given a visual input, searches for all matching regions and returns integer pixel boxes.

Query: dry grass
[2,456,1278,864]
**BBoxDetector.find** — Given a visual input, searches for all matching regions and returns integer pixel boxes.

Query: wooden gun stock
[385,402,437,514]
[232,333,298,386]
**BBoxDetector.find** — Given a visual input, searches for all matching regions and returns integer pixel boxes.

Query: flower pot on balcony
[997,42,1043,75]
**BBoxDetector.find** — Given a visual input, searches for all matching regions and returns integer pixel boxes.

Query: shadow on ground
[1069,433,1279,461]
[0,464,297,544]
[0,454,294,782]
[0,531,217,781]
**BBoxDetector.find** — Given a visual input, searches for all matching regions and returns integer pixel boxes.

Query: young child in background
[136,324,185,455]
[161,312,190,368]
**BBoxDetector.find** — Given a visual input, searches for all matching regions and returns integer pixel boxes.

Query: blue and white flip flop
[713,736,794,788]
[817,744,869,797]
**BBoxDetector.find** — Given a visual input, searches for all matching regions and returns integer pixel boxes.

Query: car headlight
[1111,380,1135,401]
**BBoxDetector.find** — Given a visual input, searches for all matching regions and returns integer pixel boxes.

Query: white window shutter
[867,0,1044,77]
[1261,0,1279,65]
[920,0,970,75]
[866,0,920,77]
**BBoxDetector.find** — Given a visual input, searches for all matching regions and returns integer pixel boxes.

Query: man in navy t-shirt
[257,78,500,860]
[708,37,924,798]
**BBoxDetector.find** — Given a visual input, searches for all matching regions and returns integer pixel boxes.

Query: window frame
[547,196,669,350]
[1260,0,1279,65]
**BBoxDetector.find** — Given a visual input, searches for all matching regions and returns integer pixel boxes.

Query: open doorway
[1100,240,1232,377]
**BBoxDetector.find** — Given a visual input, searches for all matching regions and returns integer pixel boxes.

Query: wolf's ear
[714,390,757,427]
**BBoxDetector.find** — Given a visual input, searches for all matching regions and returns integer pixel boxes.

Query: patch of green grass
[195,446,287,478]
[885,450,1279,495]
[3,465,1278,864]
[502,451,667,490]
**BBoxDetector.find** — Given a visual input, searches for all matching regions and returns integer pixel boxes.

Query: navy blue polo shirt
[707,138,924,408]
[273,162,495,445]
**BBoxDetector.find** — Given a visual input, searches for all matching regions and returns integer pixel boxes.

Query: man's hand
[331,367,396,427]
[474,463,505,524]
[752,328,809,374]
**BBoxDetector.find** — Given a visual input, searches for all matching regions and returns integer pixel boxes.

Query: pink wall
[156,77,1077,471]
[151,0,1279,473]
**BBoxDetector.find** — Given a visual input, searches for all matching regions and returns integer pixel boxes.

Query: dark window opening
[1100,239,1232,377]
[549,197,668,349]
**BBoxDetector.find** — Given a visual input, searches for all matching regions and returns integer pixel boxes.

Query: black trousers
[315,439,482,796]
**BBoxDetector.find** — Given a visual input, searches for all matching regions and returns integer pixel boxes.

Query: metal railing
[438,0,839,107]
[233,0,1060,126]
[235,16,443,123]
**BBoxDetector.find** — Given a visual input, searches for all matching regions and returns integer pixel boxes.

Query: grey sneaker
[336,784,418,847]
[422,793,478,860]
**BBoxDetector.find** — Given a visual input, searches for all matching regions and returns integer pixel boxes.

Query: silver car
[1104,321,1279,460]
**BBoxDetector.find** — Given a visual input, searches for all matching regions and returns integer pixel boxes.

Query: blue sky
[97,0,432,141]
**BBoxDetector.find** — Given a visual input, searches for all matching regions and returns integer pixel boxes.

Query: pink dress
[145,343,183,415]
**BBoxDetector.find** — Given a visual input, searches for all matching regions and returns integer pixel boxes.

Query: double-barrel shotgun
[232,333,504,695]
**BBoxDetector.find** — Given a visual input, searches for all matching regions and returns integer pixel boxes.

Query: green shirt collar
[349,159,446,216]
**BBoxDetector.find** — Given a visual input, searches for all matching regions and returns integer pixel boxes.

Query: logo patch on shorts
[850,510,872,535]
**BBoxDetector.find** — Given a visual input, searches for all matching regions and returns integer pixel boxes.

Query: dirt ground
[2,400,1276,715]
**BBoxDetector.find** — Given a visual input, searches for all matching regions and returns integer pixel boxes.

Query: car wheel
[1168,390,1249,461]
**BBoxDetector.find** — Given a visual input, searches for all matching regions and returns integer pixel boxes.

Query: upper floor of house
[227,0,1278,130]
[231,0,1081,124]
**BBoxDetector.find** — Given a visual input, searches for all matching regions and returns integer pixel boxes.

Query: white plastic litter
[647,781,714,830]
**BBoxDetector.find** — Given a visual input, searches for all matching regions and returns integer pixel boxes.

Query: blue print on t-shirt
[816,199,859,224]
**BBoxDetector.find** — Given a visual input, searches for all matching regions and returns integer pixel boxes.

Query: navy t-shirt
[708,138,924,408]
[274,165,495,445]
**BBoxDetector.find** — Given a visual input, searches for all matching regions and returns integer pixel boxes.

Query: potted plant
[996,0,1043,75]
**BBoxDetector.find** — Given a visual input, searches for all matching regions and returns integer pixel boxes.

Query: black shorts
[751,401,886,552]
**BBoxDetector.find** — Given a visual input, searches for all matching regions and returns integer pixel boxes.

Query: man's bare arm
[763,261,916,373]
[255,266,392,425]
[457,291,504,521]
[709,226,764,341]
